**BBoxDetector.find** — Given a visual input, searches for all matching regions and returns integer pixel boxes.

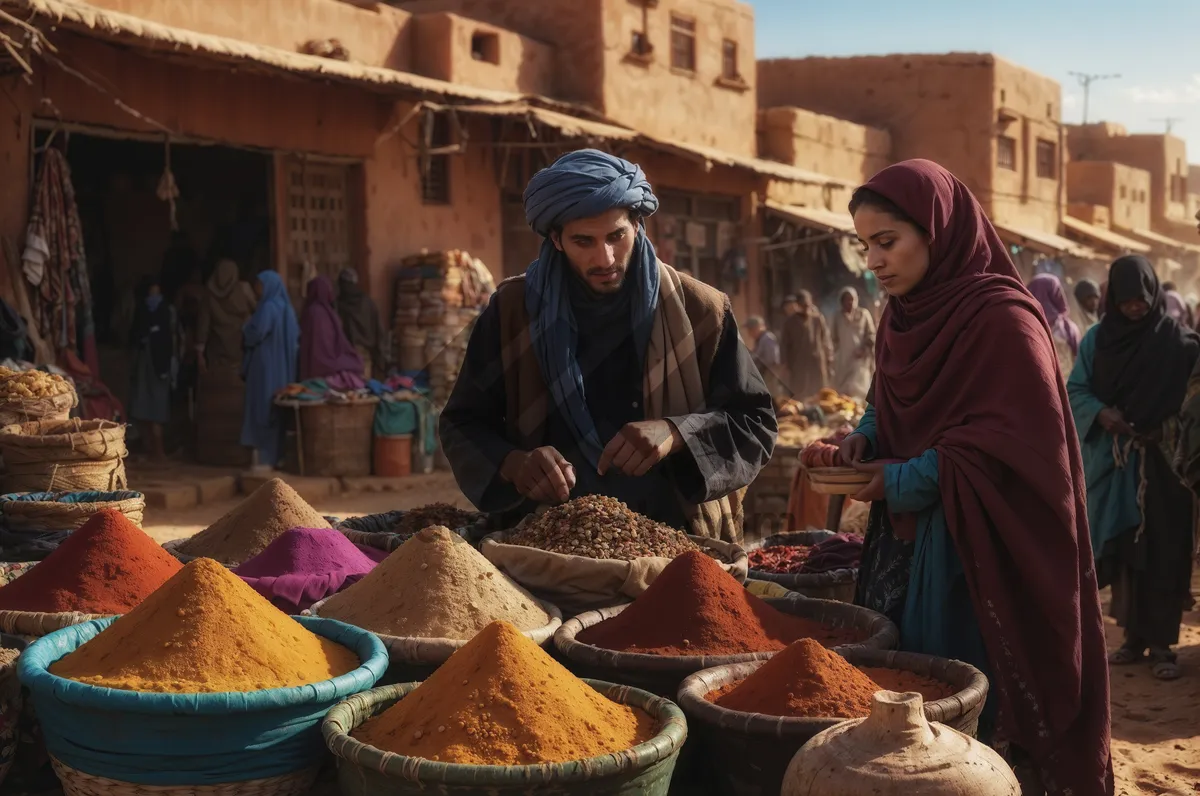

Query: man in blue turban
[440,150,776,541]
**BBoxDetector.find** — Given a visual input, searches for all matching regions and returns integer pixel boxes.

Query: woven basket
[0,390,76,428]
[0,419,128,493]
[0,491,145,533]
[0,632,26,789]
[296,400,378,478]
[675,648,989,796]
[745,531,858,602]
[49,758,320,796]
[0,609,105,640]
[553,594,898,698]
[308,597,563,684]
[322,680,687,795]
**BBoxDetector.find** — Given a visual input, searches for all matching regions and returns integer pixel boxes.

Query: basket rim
[480,531,748,569]
[48,756,321,793]
[17,615,388,713]
[0,418,125,441]
[0,490,144,506]
[308,596,564,656]
[744,531,860,586]
[675,647,989,734]
[553,594,898,673]
[321,678,687,784]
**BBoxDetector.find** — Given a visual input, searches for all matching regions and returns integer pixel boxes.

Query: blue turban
[522,149,661,469]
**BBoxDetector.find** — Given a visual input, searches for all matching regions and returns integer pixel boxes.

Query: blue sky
[753,0,1200,159]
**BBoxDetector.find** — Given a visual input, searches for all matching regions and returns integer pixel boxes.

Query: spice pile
[175,478,330,565]
[51,558,358,693]
[748,545,812,574]
[319,526,550,640]
[354,621,653,765]
[394,503,480,536]
[706,639,955,718]
[507,496,699,561]
[0,509,181,614]
[577,550,862,655]
[0,368,71,401]
[235,527,379,613]
[749,534,864,576]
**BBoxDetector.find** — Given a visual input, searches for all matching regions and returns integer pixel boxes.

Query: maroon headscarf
[863,160,1112,794]
[299,276,363,381]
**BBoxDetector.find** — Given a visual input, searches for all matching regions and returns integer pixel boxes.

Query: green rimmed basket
[322,680,687,795]
[675,648,989,796]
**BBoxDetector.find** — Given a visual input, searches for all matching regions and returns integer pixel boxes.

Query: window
[1139,189,1147,203]
[996,136,1017,171]
[470,32,499,64]
[721,39,739,80]
[1120,185,1128,200]
[630,30,652,57]
[1036,139,1057,179]
[1046,102,1054,119]
[1171,174,1189,203]
[421,113,451,205]
[670,15,695,72]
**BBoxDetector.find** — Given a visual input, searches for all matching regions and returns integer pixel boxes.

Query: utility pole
[1068,72,1121,124]
[1151,117,1185,134]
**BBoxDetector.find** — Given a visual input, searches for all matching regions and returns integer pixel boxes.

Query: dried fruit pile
[0,368,71,401]
[505,496,700,561]
[748,545,812,574]
[394,503,481,536]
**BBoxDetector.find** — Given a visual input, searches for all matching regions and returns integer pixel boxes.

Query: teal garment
[850,407,992,679]
[1067,325,1141,558]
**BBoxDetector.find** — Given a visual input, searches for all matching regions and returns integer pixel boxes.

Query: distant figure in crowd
[128,276,177,461]
[781,290,832,398]
[174,265,206,396]
[1069,255,1199,683]
[1074,278,1102,331]
[1162,280,1194,328]
[781,293,802,317]
[241,270,299,471]
[831,286,875,399]
[336,268,389,380]
[1028,273,1081,374]
[197,259,256,370]
[841,160,1112,794]
[440,149,777,541]
[299,275,363,385]
[743,316,786,398]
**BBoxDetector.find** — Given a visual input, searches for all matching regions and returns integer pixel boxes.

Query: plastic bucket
[373,435,412,478]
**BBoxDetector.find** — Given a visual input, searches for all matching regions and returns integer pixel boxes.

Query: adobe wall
[988,57,1063,233]
[1066,161,1151,231]
[85,0,414,70]
[599,0,757,156]
[412,12,555,96]
[758,107,890,185]
[1068,127,1190,227]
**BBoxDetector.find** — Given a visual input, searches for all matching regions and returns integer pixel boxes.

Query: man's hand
[500,447,576,504]
[1098,407,1136,437]
[598,420,684,477]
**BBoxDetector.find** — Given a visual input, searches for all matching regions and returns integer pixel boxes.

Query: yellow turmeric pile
[354,621,655,765]
[51,558,358,693]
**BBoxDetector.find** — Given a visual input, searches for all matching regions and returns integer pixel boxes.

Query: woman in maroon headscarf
[838,160,1112,795]
[299,275,364,386]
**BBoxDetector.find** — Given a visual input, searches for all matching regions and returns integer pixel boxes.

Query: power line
[1068,72,1121,124]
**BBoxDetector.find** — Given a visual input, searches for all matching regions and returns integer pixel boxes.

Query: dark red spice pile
[576,550,863,656]
[749,534,864,575]
[748,546,812,574]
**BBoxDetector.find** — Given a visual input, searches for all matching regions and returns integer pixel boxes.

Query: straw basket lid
[322,679,687,789]
[803,467,871,496]
[307,597,564,663]
[554,594,898,677]
[675,647,989,740]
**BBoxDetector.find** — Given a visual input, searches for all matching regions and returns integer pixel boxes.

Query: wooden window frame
[669,14,696,74]
[996,135,1017,172]
[1035,139,1057,180]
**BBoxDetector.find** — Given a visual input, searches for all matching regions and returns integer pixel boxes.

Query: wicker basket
[745,531,858,602]
[553,594,898,698]
[0,419,127,493]
[675,648,989,796]
[0,609,105,640]
[49,758,320,796]
[308,597,563,685]
[295,400,378,478]
[322,680,687,795]
[0,491,145,533]
[0,390,76,428]
[0,632,26,789]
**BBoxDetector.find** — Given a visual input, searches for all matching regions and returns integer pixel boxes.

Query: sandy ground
[54,474,1200,792]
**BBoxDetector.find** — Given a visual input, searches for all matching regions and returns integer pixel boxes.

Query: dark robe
[781,310,832,398]
[439,279,776,532]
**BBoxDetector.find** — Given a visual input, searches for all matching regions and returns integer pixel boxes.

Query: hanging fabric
[156,138,180,232]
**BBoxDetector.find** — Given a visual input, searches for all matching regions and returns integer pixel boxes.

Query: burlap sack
[479,533,747,616]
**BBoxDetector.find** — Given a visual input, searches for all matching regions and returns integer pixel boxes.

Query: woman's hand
[839,433,868,466]
[850,460,886,503]
[1098,407,1136,437]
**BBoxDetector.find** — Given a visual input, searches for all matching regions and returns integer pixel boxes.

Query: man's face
[552,208,638,294]
[1081,295,1101,314]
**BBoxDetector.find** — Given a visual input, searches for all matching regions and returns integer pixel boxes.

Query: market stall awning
[1061,217,1151,255]
[994,222,1098,260]
[764,201,857,235]
[1121,227,1200,255]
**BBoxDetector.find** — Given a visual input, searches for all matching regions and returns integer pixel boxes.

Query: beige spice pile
[393,503,481,536]
[506,495,701,561]
[319,526,550,639]
[175,479,330,566]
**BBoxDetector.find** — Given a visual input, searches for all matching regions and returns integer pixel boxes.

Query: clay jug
[782,690,1020,796]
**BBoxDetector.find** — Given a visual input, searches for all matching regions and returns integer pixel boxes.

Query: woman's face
[840,292,856,313]
[148,284,162,298]
[1118,298,1150,322]
[853,205,931,297]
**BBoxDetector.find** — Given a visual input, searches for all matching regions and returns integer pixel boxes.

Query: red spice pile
[0,509,182,614]
[709,639,881,718]
[747,545,812,574]
[861,667,954,703]
[576,550,862,656]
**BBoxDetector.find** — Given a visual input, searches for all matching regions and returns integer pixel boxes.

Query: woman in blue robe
[240,270,299,469]
[1067,255,1198,680]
